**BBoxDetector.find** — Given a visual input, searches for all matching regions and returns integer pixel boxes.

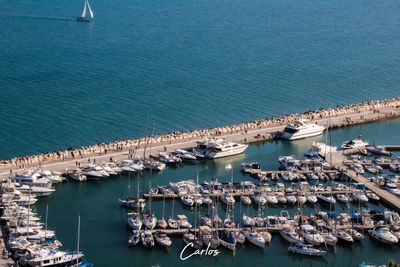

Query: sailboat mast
[171,197,174,218]
[128,172,131,197]
[76,215,81,266]
[162,195,165,219]
[137,173,139,199]
[45,204,48,239]
[149,169,152,213]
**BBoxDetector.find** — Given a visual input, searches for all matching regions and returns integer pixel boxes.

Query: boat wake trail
[0,14,75,21]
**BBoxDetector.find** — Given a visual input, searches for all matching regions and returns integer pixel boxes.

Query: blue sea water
[2,1,400,265]
[1,0,400,159]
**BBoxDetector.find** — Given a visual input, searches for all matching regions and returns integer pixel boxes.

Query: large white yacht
[280,119,325,140]
[198,138,248,159]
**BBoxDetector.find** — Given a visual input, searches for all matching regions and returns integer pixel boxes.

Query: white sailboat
[77,0,94,22]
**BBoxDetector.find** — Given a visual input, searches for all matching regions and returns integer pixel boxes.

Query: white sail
[87,0,94,19]
[81,0,87,18]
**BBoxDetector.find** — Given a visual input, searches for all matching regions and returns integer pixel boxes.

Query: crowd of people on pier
[1,97,399,170]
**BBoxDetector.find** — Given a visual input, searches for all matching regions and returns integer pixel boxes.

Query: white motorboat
[389,164,399,173]
[384,210,400,225]
[366,191,380,201]
[259,231,272,243]
[368,226,398,245]
[203,138,248,159]
[319,229,337,246]
[241,162,261,174]
[243,230,266,248]
[334,229,354,244]
[181,196,194,207]
[306,194,318,204]
[347,229,364,241]
[317,194,336,205]
[366,145,392,156]
[253,216,265,227]
[220,192,235,205]
[119,197,146,209]
[19,249,83,267]
[251,194,266,206]
[350,164,364,174]
[141,230,155,247]
[242,215,256,227]
[364,165,379,174]
[121,160,144,172]
[101,165,118,176]
[299,225,325,246]
[288,243,326,257]
[298,195,307,206]
[352,193,369,203]
[174,149,197,160]
[168,218,178,229]
[202,197,213,205]
[240,195,251,205]
[280,119,325,140]
[81,165,109,179]
[128,230,140,246]
[158,152,182,165]
[277,193,288,204]
[39,170,65,183]
[142,211,157,230]
[265,194,278,205]
[177,215,192,229]
[13,174,53,188]
[336,194,350,203]
[385,183,400,196]
[193,196,203,206]
[68,170,87,182]
[280,228,303,243]
[282,172,296,181]
[285,195,296,205]
[143,158,166,171]
[14,184,55,197]
[278,156,301,170]
[154,231,172,248]
[341,136,369,150]
[127,213,142,230]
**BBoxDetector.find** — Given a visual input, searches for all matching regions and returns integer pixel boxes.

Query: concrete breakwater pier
[1,97,400,179]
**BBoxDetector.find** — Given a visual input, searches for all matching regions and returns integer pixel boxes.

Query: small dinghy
[288,242,326,256]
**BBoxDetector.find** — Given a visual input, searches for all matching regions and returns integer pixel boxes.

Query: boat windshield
[283,127,298,133]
